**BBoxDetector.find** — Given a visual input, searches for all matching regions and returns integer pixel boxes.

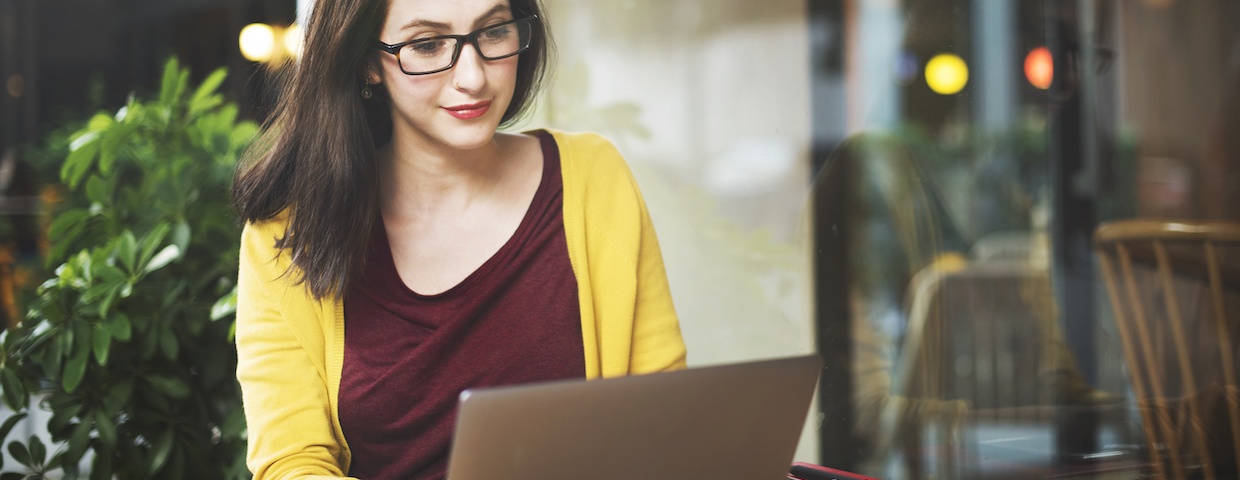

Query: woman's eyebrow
[399,18,451,31]
[398,4,512,32]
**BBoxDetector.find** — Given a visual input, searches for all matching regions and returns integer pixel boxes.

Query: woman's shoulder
[239,210,292,273]
[236,209,328,315]
[242,210,290,243]
[542,128,612,146]
[540,129,631,180]
[544,129,621,157]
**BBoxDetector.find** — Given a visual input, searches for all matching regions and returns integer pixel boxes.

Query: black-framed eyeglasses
[375,16,538,76]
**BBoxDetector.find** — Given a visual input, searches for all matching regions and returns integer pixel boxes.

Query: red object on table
[787,461,880,480]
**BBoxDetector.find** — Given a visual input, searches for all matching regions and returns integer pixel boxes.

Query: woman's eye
[481,26,512,42]
[406,40,447,56]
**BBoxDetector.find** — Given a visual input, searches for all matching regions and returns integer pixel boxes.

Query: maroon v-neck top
[339,132,585,480]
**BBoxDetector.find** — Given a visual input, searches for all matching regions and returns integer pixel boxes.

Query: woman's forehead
[383,0,512,32]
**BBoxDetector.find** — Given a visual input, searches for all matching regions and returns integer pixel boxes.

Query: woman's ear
[364,59,383,85]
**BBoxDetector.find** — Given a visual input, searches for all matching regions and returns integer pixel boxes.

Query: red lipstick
[444,101,491,120]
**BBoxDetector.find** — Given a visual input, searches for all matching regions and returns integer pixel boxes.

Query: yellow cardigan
[235,130,688,479]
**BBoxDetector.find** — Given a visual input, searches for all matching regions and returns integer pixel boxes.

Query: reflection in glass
[812,0,1240,478]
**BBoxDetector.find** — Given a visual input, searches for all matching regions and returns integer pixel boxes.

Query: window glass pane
[533,1,1240,477]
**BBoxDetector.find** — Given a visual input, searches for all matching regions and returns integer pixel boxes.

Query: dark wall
[1,0,295,150]
[0,0,292,264]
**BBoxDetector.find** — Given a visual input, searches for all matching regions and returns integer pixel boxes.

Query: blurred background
[2,0,1240,478]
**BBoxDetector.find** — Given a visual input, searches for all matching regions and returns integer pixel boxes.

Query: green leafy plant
[0,58,257,479]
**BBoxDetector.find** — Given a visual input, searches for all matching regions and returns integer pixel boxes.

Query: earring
[362,76,374,99]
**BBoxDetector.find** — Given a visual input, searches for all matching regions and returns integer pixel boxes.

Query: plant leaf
[92,323,113,365]
[190,68,227,113]
[102,377,134,413]
[159,58,179,106]
[175,69,190,106]
[47,209,90,261]
[65,419,91,465]
[137,223,171,269]
[0,367,26,411]
[81,282,113,305]
[62,345,90,393]
[28,435,45,465]
[144,375,189,398]
[90,452,113,480]
[7,440,31,468]
[229,121,259,150]
[166,444,186,479]
[219,408,246,440]
[59,319,74,356]
[86,111,113,131]
[76,250,94,282]
[98,285,121,319]
[48,407,76,434]
[139,322,159,360]
[43,337,64,385]
[210,287,237,321]
[171,220,191,256]
[106,313,132,342]
[0,413,27,445]
[149,429,174,474]
[144,245,180,273]
[98,120,138,175]
[63,131,101,189]
[95,264,127,285]
[115,231,138,274]
[159,325,179,360]
[84,175,111,206]
[94,410,117,450]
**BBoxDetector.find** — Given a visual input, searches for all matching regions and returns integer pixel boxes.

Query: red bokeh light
[1025,46,1054,90]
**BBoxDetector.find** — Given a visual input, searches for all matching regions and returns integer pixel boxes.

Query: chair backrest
[899,261,1060,413]
[1095,220,1240,480]
[894,259,1086,479]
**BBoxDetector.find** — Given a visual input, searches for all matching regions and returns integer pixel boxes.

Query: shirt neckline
[374,130,558,300]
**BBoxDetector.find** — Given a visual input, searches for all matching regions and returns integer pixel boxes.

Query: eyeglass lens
[398,19,532,74]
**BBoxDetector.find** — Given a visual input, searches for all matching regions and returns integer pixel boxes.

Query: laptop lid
[446,354,823,480]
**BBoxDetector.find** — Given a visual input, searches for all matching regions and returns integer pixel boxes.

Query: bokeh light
[925,53,969,95]
[5,74,23,98]
[239,23,276,62]
[893,51,919,86]
[284,24,304,60]
[1025,46,1054,90]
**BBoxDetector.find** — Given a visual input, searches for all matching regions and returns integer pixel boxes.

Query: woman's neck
[378,133,513,221]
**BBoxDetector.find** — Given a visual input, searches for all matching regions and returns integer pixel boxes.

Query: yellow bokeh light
[239,23,276,62]
[284,24,303,60]
[925,53,969,95]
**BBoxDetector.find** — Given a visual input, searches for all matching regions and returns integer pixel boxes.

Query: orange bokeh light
[1025,46,1054,90]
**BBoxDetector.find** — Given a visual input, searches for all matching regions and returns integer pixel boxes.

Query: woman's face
[373,0,521,153]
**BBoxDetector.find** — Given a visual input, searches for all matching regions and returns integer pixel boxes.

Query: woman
[230,0,687,478]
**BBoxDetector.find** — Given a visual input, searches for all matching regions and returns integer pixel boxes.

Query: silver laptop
[446,354,823,480]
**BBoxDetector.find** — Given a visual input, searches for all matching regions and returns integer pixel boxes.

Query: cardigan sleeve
[235,220,354,480]
[555,130,687,375]
[627,170,688,373]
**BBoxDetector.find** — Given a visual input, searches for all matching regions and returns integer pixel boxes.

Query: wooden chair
[1095,220,1240,479]
[896,259,1111,478]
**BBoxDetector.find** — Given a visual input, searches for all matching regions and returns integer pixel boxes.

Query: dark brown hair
[232,0,554,300]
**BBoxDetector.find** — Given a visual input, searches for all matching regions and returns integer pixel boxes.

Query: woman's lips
[444,101,491,119]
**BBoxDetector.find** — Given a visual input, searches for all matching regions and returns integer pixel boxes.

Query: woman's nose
[451,43,486,92]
